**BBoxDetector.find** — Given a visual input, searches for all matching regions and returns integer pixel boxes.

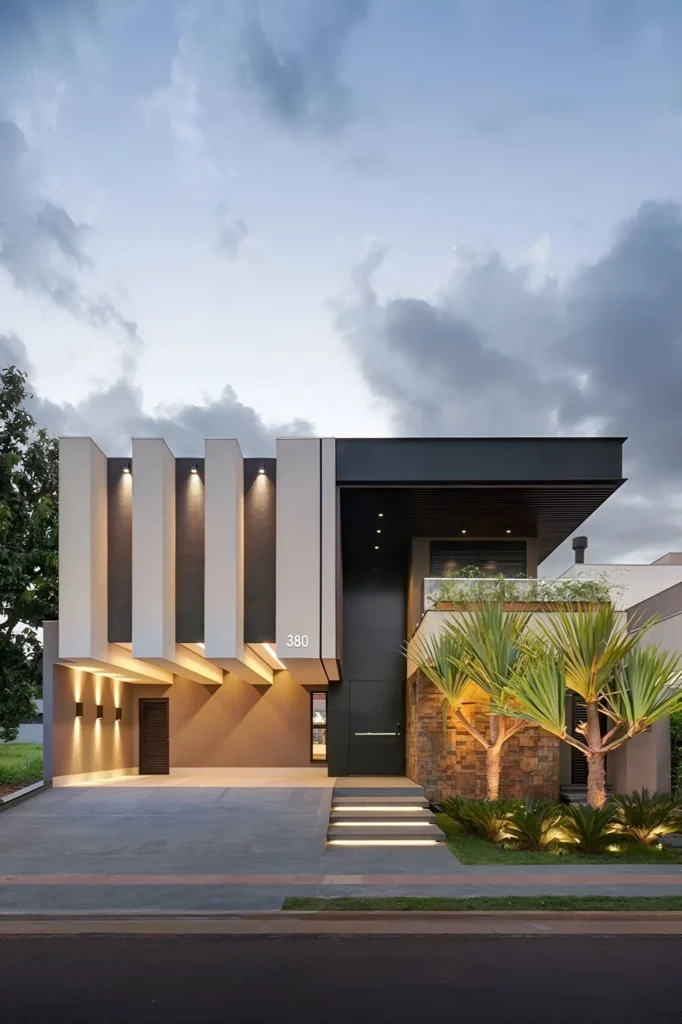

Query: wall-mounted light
[123,462,131,474]
[75,702,84,718]
[115,707,122,722]
[96,705,104,720]
[191,462,199,474]
[258,465,266,475]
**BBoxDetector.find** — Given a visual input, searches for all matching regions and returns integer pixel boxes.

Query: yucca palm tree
[506,616,682,807]
[409,604,531,799]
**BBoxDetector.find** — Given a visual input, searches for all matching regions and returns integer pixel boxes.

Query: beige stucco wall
[52,664,135,782]
[130,670,313,769]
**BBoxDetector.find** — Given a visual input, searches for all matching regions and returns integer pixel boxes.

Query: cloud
[234,0,369,133]
[336,202,682,565]
[216,207,249,259]
[0,332,313,456]
[0,0,139,365]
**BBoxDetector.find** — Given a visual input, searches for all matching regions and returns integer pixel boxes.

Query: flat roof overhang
[337,437,626,563]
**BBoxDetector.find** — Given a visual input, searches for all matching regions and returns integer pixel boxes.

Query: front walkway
[1,784,680,914]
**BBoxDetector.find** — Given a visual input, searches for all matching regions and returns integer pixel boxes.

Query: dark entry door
[349,680,405,775]
[139,698,170,775]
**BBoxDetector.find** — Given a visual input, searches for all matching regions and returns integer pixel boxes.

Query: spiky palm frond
[501,655,569,739]
[561,804,618,854]
[408,629,471,709]
[611,789,682,845]
[529,605,646,703]
[466,799,517,843]
[505,799,568,851]
[440,796,480,835]
[445,603,531,700]
[605,646,682,734]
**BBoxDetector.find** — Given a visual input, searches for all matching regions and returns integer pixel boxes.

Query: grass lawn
[282,895,682,912]
[437,813,682,865]
[0,743,43,793]
[0,743,42,766]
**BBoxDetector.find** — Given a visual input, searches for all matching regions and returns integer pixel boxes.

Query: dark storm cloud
[0,333,313,456]
[337,202,682,563]
[235,0,369,133]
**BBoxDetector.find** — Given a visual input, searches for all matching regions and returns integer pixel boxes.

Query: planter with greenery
[425,567,613,610]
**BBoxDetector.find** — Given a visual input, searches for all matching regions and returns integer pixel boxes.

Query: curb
[0,780,49,811]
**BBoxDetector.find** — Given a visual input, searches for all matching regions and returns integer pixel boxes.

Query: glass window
[311,692,327,762]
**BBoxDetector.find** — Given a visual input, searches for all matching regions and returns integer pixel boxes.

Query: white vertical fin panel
[132,438,175,660]
[276,437,326,683]
[204,438,243,659]
[58,437,108,659]
[321,437,341,680]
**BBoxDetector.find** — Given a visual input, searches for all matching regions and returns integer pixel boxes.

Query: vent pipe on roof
[572,536,588,564]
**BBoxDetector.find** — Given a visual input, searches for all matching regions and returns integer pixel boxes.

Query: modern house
[44,433,671,800]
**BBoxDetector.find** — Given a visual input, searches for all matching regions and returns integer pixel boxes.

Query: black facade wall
[107,457,133,643]
[244,457,277,644]
[175,458,205,643]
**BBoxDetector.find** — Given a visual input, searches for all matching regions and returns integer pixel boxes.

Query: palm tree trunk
[585,700,606,808]
[485,745,502,799]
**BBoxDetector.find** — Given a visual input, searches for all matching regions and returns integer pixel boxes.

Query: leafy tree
[505,607,682,808]
[0,366,58,741]
[409,604,531,799]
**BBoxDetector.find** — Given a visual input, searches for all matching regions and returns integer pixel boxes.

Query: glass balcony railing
[423,576,611,612]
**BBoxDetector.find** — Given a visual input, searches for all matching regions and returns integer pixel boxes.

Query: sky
[2,0,682,572]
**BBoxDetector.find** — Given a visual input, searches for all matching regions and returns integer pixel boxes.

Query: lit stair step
[332,795,428,808]
[327,822,444,841]
[330,808,437,823]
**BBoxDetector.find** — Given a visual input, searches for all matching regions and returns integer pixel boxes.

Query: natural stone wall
[406,671,561,803]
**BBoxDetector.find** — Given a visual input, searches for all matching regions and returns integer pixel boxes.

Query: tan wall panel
[130,672,312,768]
[52,665,134,780]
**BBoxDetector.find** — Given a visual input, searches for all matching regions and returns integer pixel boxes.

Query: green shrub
[612,789,682,846]
[0,754,43,788]
[466,800,518,843]
[505,799,568,851]
[561,804,618,854]
[440,796,480,835]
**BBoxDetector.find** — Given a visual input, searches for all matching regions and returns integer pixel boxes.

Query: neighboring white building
[16,699,43,744]
[560,557,682,610]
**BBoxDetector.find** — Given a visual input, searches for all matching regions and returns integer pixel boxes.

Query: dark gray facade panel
[244,457,276,643]
[335,437,625,485]
[328,554,407,776]
[175,458,205,643]
[107,457,132,643]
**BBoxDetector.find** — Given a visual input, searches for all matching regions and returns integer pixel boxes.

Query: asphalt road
[2,934,682,1023]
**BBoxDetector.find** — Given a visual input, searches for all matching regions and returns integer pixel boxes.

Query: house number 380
[286,634,309,648]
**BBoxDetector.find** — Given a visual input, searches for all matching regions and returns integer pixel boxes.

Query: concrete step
[327,822,444,841]
[332,796,429,808]
[330,808,437,823]
[332,786,425,798]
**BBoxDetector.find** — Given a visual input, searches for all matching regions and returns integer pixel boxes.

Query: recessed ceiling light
[378,513,384,517]
[376,529,381,534]
[461,529,467,534]
[374,545,380,550]
[506,529,511,534]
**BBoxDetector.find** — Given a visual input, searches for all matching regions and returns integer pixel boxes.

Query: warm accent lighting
[75,702,84,718]
[258,465,266,474]
[378,512,383,517]
[96,705,104,720]
[376,529,381,534]
[374,545,380,550]
[123,463,131,474]
[461,529,467,534]
[506,529,511,534]
[328,840,438,847]
[115,707,122,722]
[261,642,286,670]
[191,463,199,474]
[332,805,424,812]
[334,821,434,827]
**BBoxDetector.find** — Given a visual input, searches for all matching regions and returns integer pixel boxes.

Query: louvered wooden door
[139,698,170,775]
